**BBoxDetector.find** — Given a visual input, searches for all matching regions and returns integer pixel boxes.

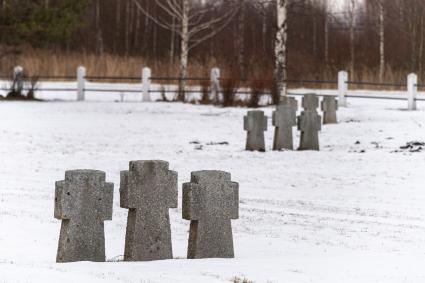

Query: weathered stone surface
[55,170,113,263]
[321,96,338,124]
[273,104,296,150]
[298,94,321,151]
[280,96,298,112]
[120,160,178,261]
[183,171,239,259]
[302,93,319,111]
[244,110,267,151]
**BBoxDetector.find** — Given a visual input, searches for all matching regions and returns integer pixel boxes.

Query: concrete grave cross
[298,93,322,151]
[273,104,297,150]
[302,93,319,111]
[183,171,239,259]
[54,170,114,263]
[280,96,298,112]
[120,160,178,261]
[321,96,338,124]
[244,110,268,151]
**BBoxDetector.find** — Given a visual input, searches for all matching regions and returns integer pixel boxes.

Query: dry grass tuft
[232,276,254,283]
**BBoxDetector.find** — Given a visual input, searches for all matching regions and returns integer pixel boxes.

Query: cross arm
[263,116,268,131]
[229,181,239,220]
[317,115,322,131]
[54,180,69,220]
[272,111,277,127]
[182,183,201,220]
[101,182,114,221]
[166,170,178,209]
[243,115,250,131]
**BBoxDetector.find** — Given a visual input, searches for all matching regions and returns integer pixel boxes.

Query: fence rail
[150,76,210,81]
[346,81,406,88]
[85,76,140,81]
[0,66,422,110]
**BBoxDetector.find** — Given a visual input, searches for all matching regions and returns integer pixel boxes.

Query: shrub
[221,78,239,107]
[249,79,265,108]
[200,79,210,105]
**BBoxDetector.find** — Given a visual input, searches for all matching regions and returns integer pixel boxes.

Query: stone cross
[273,102,297,150]
[321,96,338,124]
[298,94,321,150]
[120,160,178,261]
[183,171,239,259]
[244,110,267,151]
[280,96,298,112]
[54,170,114,263]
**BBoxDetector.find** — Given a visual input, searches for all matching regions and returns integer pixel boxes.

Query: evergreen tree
[0,0,87,49]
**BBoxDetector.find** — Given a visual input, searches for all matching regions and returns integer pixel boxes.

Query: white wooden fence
[2,65,423,110]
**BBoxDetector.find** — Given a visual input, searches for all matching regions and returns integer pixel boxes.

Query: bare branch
[188,8,238,51]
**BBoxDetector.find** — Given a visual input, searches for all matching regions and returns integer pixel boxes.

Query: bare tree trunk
[378,0,385,82]
[275,0,288,97]
[419,13,424,74]
[134,6,141,49]
[262,6,267,59]
[131,0,237,94]
[324,0,329,66]
[408,14,418,71]
[153,20,158,65]
[129,1,134,50]
[114,0,121,54]
[170,16,176,68]
[152,2,158,64]
[237,0,246,78]
[312,1,317,58]
[125,0,130,56]
[95,0,104,55]
[349,0,356,78]
[142,1,150,53]
[178,0,190,102]
[44,0,49,8]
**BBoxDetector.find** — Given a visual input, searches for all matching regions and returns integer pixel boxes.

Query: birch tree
[132,0,237,101]
[275,0,288,97]
[348,0,356,78]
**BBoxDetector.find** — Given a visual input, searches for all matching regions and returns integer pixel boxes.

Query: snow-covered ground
[1,96,425,282]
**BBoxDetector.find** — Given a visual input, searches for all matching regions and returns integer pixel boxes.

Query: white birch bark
[349,0,356,78]
[131,0,237,102]
[275,0,288,97]
[419,12,424,74]
[178,0,190,101]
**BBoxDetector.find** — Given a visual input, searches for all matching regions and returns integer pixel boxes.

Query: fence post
[77,66,86,101]
[13,66,24,94]
[211,67,220,103]
[338,70,348,107]
[142,67,151,102]
[407,73,417,111]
